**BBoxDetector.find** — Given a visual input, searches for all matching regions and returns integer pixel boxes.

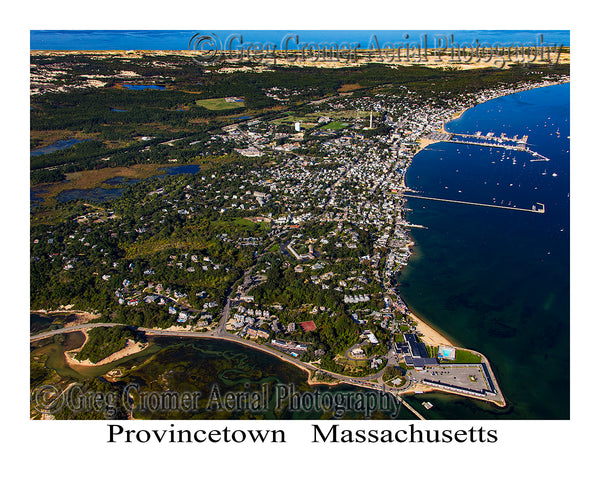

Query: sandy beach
[307,375,342,387]
[408,312,456,347]
[414,107,470,153]
[442,107,469,133]
[415,137,441,152]
[64,339,149,367]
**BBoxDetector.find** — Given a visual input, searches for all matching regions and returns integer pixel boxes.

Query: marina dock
[448,131,528,151]
[426,131,550,161]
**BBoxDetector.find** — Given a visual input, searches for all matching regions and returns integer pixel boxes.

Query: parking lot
[412,364,493,394]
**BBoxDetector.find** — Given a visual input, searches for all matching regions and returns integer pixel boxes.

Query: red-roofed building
[300,320,317,332]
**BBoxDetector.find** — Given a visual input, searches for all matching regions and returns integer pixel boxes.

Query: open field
[333,356,369,372]
[195,97,245,110]
[329,109,371,120]
[442,348,482,364]
[338,83,362,92]
[271,114,319,127]
[123,217,266,259]
[320,120,349,130]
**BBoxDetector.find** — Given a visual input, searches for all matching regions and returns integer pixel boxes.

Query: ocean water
[398,83,570,419]
[30,30,569,51]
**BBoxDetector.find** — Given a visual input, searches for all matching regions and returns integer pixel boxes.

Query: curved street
[31,322,391,392]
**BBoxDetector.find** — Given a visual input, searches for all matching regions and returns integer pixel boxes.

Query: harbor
[400,82,569,420]
[426,130,551,161]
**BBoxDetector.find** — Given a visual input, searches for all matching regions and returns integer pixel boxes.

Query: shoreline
[396,103,472,347]
[31,318,505,409]
[389,82,569,407]
[415,80,568,153]
[398,78,570,325]
[416,107,469,153]
[443,107,470,133]
[407,312,456,348]
[64,338,150,368]
[146,330,321,382]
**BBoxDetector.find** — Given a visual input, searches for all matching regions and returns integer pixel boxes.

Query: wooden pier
[403,194,545,214]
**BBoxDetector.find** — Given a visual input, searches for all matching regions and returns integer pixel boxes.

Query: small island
[66,325,148,367]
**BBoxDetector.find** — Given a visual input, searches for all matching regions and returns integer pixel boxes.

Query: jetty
[403,194,545,214]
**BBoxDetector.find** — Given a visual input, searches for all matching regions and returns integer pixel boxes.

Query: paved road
[29,321,434,419]
[30,318,505,411]
[31,322,385,389]
[30,323,116,341]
